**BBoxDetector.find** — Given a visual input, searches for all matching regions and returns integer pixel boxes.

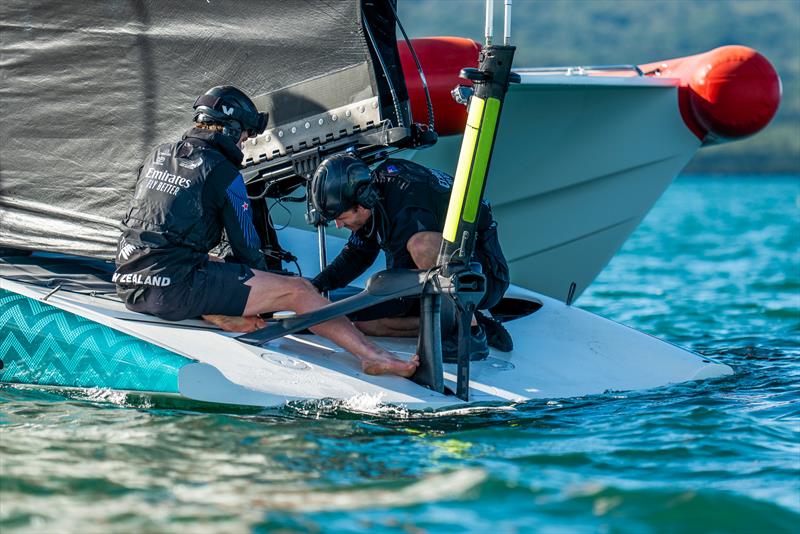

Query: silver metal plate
[487,357,515,371]
[242,97,382,167]
[261,353,311,371]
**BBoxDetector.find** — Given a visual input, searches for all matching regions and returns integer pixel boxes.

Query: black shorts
[475,248,509,310]
[475,221,510,310]
[120,261,254,321]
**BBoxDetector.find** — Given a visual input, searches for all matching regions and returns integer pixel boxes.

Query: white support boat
[412,73,700,302]
[341,38,782,301]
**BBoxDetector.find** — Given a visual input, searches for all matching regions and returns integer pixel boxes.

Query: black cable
[262,248,302,277]
[386,0,434,130]
[361,6,405,128]
[267,197,292,231]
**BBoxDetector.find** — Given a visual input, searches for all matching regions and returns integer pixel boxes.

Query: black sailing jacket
[114,128,266,289]
[312,158,509,294]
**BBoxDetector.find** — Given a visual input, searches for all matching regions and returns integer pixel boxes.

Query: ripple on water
[2,177,800,532]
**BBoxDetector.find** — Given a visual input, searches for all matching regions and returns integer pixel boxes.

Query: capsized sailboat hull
[0,238,732,410]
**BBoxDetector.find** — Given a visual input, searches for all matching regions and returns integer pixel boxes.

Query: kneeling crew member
[114,86,417,378]
[309,154,512,360]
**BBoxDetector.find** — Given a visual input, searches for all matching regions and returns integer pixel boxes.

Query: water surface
[2,175,799,533]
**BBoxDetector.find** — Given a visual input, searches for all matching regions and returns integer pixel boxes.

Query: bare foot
[203,314,266,333]
[360,353,419,378]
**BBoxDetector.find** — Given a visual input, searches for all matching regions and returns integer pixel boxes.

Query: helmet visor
[246,112,269,137]
[194,93,268,137]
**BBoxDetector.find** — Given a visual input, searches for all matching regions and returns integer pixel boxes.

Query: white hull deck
[0,242,731,410]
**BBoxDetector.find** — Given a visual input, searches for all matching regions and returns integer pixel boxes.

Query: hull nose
[640,45,781,144]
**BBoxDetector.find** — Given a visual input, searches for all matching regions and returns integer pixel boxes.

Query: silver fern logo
[118,242,137,260]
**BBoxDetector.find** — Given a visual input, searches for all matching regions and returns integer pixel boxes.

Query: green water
[1,176,798,533]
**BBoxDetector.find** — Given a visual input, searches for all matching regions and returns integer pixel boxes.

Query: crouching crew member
[113,86,417,378]
[309,154,513,361]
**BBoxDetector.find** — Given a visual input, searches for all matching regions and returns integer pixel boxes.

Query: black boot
[442,324,490,363]
[475,310,513,352]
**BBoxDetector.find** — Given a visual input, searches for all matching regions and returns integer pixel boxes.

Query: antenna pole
[504,0,512,46]
[485,0,494,46]
[431,0,520,401]
[316,226,329,299]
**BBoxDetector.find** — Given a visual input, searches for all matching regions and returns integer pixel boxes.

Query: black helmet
[193,85,269,140]
[310,153,377,222]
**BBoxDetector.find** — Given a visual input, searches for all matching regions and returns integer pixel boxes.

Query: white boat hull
[412,75,701,302]
[0,242,731,410]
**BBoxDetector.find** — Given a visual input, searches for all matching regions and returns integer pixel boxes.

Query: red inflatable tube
[642,45,780,142]
[398,37,480,137]
[400,39,781,143]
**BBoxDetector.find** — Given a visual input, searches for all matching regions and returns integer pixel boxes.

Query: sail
[0,0,407,259]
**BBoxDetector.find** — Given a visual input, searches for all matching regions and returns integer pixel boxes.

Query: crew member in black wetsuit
[309,154,513,360]
[113,86,417,378]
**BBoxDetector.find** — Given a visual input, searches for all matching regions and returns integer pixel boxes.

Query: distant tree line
[400,0,799,175]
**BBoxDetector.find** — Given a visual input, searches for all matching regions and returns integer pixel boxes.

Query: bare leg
[407,232,478,327]
[355,316,420,337]
[202,314,265,333]
[242,272,418,377]
[406,231,442,269]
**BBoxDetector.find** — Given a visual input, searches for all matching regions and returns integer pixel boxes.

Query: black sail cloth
[0,0,404,259]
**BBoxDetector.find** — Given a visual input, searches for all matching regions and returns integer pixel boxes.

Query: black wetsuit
[114,127,266,320]
[312,158,510,312]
